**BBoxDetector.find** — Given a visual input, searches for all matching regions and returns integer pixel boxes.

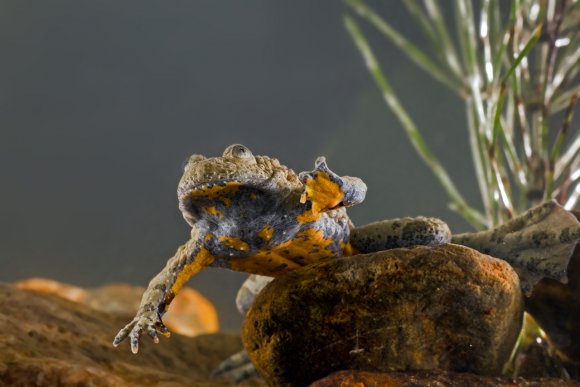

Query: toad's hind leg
[235,274,273,315]
[213,275,272,382]
[452,200,580,294]
[349,216,451,253]
[212,349,259,383]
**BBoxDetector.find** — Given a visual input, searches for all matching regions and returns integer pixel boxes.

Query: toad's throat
[179,180,291,222]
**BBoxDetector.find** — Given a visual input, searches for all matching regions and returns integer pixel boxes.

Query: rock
[14,278,219,337]
[525,211,580,379]
[243,244,524,386]
[161,285,220,337]
[0,283,264,386]
[504,313,570,379]
[310,370,579,387]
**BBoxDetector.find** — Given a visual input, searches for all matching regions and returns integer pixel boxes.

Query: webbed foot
[452,200,580,294]
[113,309,170,353]
[212,349,259,383]
[299,157,367,214]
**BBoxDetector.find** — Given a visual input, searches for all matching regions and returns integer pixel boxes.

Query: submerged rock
[14,278,219,337]
[310,370,578,386]
[244,244,524,386]
[525,219,580,379]
[0,283,261,386]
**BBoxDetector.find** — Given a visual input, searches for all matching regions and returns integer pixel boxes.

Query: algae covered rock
[14,278,219,338]
[310,370,578,387]
[0,283,253,386]
[525,238,580,378]
[243,244,524,386]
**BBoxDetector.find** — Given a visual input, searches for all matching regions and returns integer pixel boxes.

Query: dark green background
[0,1,480,329]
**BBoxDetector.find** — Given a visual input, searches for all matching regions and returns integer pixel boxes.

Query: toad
[113,144,452,353]
[113,144,579,379]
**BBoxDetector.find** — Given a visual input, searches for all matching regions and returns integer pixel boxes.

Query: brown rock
[310,370,579,387]
[15,277,88,302]
[525,211,580,379]
[14,277,219,337]
[503,313,570,379]
[243,244,524,386]
[0,283,263,386]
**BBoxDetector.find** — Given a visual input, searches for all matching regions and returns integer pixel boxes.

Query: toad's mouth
[179,178,271,203]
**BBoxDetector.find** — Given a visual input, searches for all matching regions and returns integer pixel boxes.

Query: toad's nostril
[182,154,205,171]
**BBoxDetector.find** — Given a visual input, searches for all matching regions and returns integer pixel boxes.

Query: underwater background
[0,1,478,329]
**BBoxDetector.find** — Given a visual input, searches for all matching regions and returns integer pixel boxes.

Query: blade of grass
[488,0,503,51]
[533,24,549,158]
[550,45,580,98]
[551,94,578,162]
[560,0,580,31]
[513,69,534,159]
[491,3,516,83]
[501,86,529,189]
[423,0,464,78]
[493,156,515,217]
[466,102,493,225]
[564,181,580,210]
[501,86,528,189]
[555,134,580,180]
[502,24,542,83]
[455,0,479,75]
[552,84,580,113]
[508,22,543,187]
[455,0,495,220]
[480,0,495,83]
[546,94,578,199]
[345,0,464,94]
[501,122,528,187]
[491,84,507,151]
[489,96,514,219]
[543,0,564,100]
[402,0,441,54]
[491,31,509,82]
[492,23,541,199]
[345,15,486,228]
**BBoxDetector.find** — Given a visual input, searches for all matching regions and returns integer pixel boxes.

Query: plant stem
[345,15,486,228]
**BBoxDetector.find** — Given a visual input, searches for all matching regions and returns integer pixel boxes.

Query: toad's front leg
[113,229,214,353]
[298,156,367,215]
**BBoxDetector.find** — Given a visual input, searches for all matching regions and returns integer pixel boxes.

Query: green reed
[345,0,579,229]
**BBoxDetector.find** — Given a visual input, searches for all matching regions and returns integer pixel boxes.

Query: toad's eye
[224,144,253,159]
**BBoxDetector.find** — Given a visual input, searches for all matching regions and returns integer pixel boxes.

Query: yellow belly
[229,228,346,276]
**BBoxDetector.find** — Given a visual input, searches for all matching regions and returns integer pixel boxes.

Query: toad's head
[178,144,302,226]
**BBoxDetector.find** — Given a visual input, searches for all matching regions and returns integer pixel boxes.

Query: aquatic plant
[345,0,579,230]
